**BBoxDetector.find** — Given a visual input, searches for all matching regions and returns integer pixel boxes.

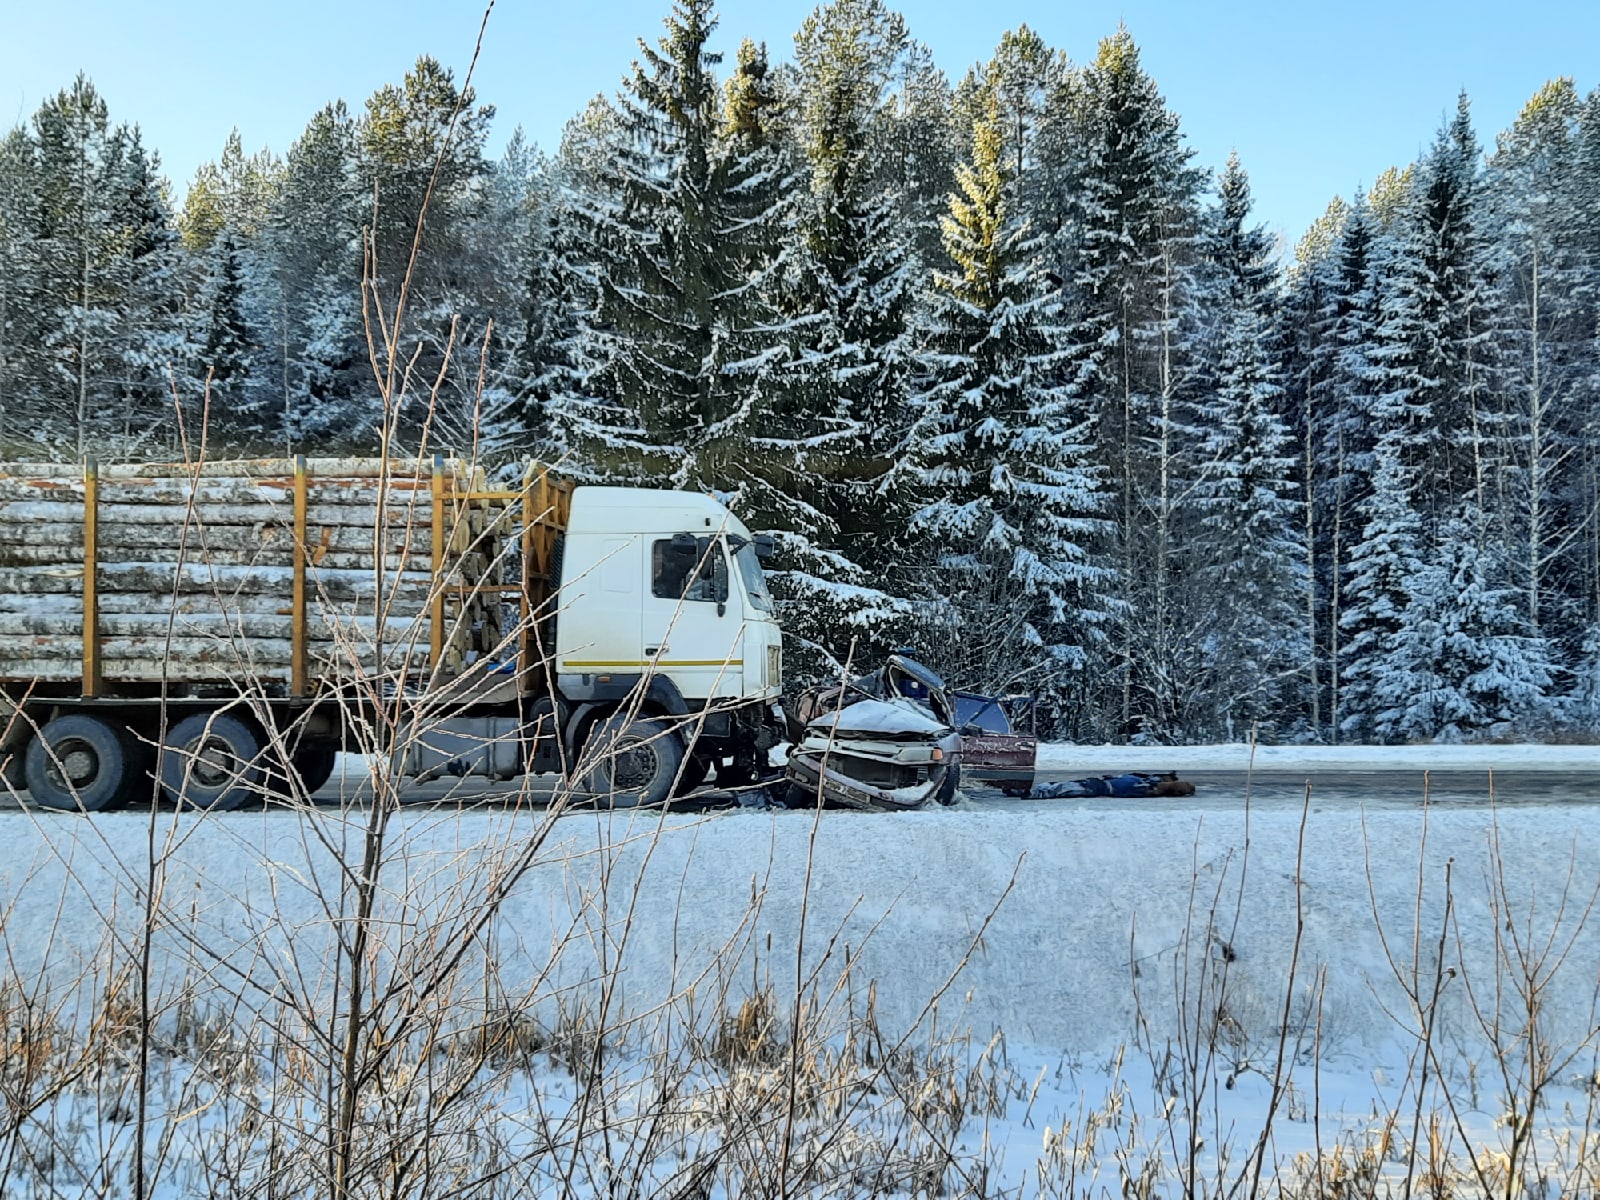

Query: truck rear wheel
[292,741,339,798]
[160,713,264,811]
[579,715,685,808]
[263,739,338,803]
[23,714,136,812]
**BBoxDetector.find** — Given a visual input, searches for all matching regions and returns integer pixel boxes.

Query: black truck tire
[160,713,264,811]
[291,741,339,798]
[579,715,685,808]
[23,714,137,812]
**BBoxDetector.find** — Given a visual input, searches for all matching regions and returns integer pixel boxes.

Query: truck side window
[652,536,727,603]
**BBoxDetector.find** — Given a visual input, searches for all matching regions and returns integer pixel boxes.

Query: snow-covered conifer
[910,81,1105,695]
[1486,79,1590,642]
[0,129,47,453]
[32,78,185,457]
[1051,26,1206,738]
[564,2,794,497]
[1375,518,1556,741]
[1370,94,1505,532]
[1339,437,1425,741]
[760,0,928,671]
[256,103,365,450]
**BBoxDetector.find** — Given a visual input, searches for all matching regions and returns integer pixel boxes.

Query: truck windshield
[734,542,774,614]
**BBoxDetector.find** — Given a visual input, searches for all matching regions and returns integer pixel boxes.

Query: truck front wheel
[23,714,136,812]
[578,715,685,808]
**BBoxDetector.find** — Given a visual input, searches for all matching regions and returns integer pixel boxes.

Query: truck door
[641,534,744,701]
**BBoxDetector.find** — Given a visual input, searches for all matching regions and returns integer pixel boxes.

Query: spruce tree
[565,0,791,498]
[1339,436,1425,741]
[1320,193,1390,735]
[1053,26,1205,738]
[31,77,184,457]
[258,102,365,450]
[190,228,253,423]
[484,155,582,460]
[789,0,920,545]
[1371,93,1503,533]
[1190,163,1304,737]
[0,129,45,453]
[179,130,281,444]
[756,0,925,673]
[1277,196,1345,736]
[114,126,189,450]
[870,41,956,271]
[910,81,1104,695]
[358,57,495,445]
[1378,518,1556,741]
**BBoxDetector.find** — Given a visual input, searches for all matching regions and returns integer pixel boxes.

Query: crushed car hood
[805,698,951,740]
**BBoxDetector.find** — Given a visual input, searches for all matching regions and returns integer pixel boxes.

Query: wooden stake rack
[0,457,571,696]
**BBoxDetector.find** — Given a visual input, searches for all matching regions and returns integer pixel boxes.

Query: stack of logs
[0,458,516,688]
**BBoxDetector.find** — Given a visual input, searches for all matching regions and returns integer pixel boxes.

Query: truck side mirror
[707,537,729,614]
[753,533,776,560]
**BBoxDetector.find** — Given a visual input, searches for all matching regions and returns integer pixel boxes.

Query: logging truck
[0,457,784,811]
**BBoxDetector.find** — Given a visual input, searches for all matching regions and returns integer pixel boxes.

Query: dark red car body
[951,692,1038,796]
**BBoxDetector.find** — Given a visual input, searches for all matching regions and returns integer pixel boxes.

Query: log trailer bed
[0,456,573,809]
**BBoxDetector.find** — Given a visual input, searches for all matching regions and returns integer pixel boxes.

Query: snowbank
[1038,740,1600,772]
[2,795,1595,1062]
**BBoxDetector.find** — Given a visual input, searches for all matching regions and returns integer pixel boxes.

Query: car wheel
[934,763,961,805]
[579,715,685,808]
[785,781,820,809]
[23,714,136,812]
[160,713,264,811]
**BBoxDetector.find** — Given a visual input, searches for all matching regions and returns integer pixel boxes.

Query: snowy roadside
[339,741,1600,790]
[5,801,1596,1054]
[3,787,1598,1195]
[1037,740,1600,772]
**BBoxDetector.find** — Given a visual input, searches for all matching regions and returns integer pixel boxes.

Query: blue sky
[3,0,1595,250]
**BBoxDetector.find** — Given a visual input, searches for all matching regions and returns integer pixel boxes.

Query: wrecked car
[783,655,961,811]
[951,691,1038,797]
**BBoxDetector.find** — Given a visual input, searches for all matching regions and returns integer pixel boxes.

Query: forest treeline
[1,0,1598,744]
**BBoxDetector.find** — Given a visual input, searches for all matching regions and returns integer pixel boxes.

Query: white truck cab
[554,487,782,707]
[499,486,785,805]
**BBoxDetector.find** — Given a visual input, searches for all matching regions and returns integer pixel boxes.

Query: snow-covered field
[2,751,1599,1196]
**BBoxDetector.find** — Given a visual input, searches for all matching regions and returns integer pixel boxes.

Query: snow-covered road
[8,740,1600,815]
